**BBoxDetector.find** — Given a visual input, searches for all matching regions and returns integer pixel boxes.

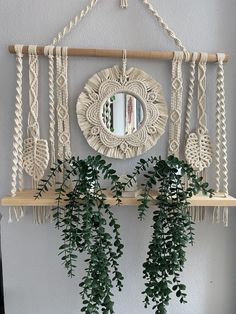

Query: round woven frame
[76,65,168,159]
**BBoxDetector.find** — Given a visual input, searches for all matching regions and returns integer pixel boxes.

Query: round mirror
[102,93,144,136]
[77,65,168,159]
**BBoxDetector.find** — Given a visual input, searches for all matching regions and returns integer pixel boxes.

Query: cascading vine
[125,155,214,313]
[36,155,125,314]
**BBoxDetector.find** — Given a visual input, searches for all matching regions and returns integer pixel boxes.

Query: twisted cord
[121,0,128,8]
[168,51,184,157]
[44,46,56,167]
[217,54,229,227]
[185,52,198,141]
[217,53,229,197]
[215,59,222,193]
[51,0,99,45]
[142,0,187,52]
[10,45,24,222]
[197,53,208,134]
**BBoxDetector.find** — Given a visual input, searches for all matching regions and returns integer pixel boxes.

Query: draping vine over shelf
[36,154,213,314]
[36,155,125,314]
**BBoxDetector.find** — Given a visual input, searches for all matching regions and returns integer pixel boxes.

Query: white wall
[0,1,236,313]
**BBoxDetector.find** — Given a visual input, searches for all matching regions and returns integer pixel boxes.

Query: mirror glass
[102,93,144,136]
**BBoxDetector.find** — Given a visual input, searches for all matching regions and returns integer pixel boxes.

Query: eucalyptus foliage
[126,155,214,314]
[36,155,124,314]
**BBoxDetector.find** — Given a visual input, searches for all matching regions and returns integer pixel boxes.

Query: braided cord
[168,51,184,157]
[214,53,229,226]
[51,0,99,45]
[217,54,229,196]
[44,46,56,167]
[142,0,187,52]
[10,45,24,222]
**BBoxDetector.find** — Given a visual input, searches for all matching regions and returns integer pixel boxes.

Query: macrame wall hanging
[2,0,234,225]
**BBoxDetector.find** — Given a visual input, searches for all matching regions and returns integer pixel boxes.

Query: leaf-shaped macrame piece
[23,138,49,181]
[185,132,213,172]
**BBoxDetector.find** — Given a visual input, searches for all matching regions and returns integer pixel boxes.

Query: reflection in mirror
[102,93,144,136]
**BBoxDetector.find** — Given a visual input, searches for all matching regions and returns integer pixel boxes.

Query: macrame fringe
[121,0,128,8]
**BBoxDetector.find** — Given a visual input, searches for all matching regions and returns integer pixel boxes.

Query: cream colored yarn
[77,65,168,159]
[55,47,72,161]
[10,44,24,222]
[23,45,49,183]
[142,0,187,52]
[168,51,184,157]
[44,46,56,168]
[213,53,229,227]
[121,0,128,8]
[51,0,99,46]
[185,53,213,172]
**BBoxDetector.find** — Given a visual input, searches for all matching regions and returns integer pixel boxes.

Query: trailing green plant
[36,155,125,314]
[126,155,214,314]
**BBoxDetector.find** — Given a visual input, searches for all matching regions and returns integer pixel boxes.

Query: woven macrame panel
[76,65,168,159]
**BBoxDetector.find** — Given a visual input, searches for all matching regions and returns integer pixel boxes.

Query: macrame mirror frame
[76,64,168,159]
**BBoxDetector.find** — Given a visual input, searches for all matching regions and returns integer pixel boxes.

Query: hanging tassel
[121,0,128,8]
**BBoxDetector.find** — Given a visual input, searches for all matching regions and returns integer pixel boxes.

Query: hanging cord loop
[142,0,188,52]
[121,49,128,84]
[51,0,99,45]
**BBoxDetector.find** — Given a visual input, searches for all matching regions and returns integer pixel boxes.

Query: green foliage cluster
[37,155,125,314]
[126,155,214,314]
[37,154,214,314]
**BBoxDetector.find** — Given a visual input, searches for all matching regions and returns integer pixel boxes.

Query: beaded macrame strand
[9,45,24,222]
[213,53,229,226]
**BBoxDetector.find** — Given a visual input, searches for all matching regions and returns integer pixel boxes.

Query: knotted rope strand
[168,51,184,157]
[142,0,187,52]
[56,47,72,161]
[10,44,24,222]
[185,52,198,141]
[51,0,99,45]
[213,53,229,226]
[44,46,56,167]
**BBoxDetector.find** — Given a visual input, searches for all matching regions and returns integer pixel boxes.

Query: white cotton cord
[142,0,187,52]
[56,47,72,161]
[185,52,198,141]
[24,46,49,224]
[121,0,128,8]
[27,45,40,139]
[168,51,184,157]
[213,53,229,227]
[10,44,24,223]
[44,46,56,168]
[197,53,208,135]
[51,0,99,45]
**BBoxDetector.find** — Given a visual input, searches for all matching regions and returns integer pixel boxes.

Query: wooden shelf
[1,190,236,207]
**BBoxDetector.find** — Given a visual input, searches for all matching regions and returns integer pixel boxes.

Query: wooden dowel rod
[8,45,229,63]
